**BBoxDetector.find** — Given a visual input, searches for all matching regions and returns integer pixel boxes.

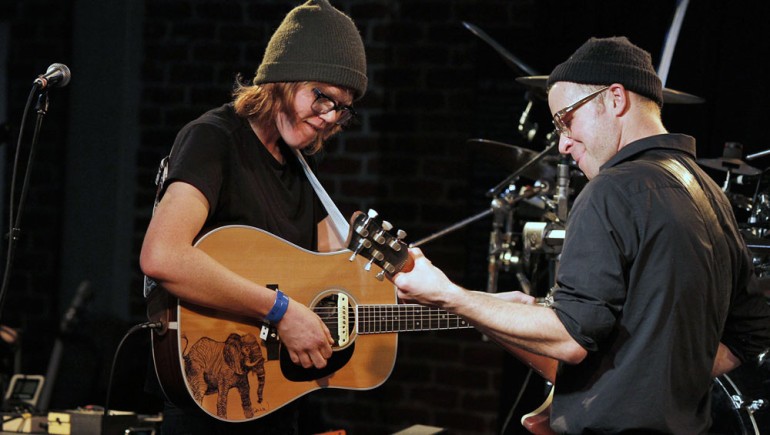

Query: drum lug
[745,399,767,414]
[731,395,767,414]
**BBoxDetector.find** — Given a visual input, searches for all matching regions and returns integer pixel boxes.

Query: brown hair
[232,79,342,155]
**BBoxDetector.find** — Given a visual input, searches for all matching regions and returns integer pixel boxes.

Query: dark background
[1,1,769,434]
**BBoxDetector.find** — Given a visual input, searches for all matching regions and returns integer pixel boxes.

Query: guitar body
[147,225,399,422]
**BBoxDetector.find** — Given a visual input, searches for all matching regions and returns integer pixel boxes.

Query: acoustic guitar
[146,210,473,422]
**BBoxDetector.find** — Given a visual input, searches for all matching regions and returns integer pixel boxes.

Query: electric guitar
[146,210,473,422]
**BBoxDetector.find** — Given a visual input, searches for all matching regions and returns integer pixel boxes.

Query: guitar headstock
[346,209,414,281]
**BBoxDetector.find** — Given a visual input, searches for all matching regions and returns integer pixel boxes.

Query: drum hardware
[411,137,558,250]
[487,182,550,295]
[517,99,539,143]
[409,180,551,249]
[697,142,761,192]
[468,138,557,183]
[522,222,565,256]
[758,348,769,369]
[461,21,539,79]
[412,137,557,296]
[727,391,767,415]
[712,374,764,435]
[487,141,558,199]
[746,148,770,161]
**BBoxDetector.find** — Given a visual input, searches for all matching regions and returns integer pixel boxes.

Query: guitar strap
[647,157,720,230]
[143,150,347,297]
[143,156,170,298]
[292,148,350,244]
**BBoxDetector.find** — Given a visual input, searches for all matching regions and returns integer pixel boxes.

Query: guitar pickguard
[279,344,355,382]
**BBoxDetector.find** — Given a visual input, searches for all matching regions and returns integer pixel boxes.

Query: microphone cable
[101,321,163,433]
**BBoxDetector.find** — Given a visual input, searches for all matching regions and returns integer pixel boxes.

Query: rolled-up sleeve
[552,180,637,352]
[722,273,770,363]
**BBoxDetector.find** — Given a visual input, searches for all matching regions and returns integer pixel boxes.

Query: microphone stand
[0,88,50,320]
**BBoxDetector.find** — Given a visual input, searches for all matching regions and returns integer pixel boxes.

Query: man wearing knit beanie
[141,1,373,434]
[393,35,770,434]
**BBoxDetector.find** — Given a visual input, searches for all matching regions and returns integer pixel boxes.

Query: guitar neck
[356,304,471,334]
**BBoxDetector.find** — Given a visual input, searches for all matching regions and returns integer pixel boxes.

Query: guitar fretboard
[357,304,471,334]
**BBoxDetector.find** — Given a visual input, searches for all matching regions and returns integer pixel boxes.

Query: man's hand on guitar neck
[275,300,335,369]
[394,247,588,366]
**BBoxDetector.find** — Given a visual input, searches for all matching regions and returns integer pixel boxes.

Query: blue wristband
[265,290,289,324]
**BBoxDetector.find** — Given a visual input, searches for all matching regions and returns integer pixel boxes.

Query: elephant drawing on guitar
[183,332,266,418]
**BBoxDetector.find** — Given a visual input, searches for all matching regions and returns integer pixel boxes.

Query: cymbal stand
[411,140,558,248]
[722,169,734,193]
[746,148,770,161]
[411,181,548,246]
[486,185,534,295]
[487,141,558,198]
[748,169,769,232]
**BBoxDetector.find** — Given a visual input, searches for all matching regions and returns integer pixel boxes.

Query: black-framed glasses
[552,86,610,138]
[311,88,357,127]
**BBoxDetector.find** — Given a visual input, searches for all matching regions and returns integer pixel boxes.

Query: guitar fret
[357,304,470,334]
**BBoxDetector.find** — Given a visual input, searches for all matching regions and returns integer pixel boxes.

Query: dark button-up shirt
[549,133,770,434]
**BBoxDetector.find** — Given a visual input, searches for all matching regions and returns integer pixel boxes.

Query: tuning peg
[388,229,408,251]
[348,237,371,262]
[375,271,385,281]
[382,220,393,231]
[367,209,379,218]
[362,249,384,271]
[373,230,387,244]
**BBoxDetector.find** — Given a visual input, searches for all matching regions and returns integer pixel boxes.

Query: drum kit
[410,22,770,435]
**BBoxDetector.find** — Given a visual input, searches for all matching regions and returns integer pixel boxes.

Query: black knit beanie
[547,36,663,107]
[255,0,368,100]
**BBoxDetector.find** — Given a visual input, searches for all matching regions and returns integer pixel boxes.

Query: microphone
[556,156,571,221]
[60,280,93,334]
[33,63,71,89]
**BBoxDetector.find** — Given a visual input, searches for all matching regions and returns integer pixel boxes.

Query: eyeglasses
[552,86,610,138]
[311,88,357,127]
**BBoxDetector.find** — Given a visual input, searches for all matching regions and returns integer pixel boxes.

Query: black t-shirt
[165,103,322,248]
[152,103,327,434]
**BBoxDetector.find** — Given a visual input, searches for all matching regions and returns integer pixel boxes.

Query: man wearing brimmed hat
[394,36,770,433]
[141,1,367,433]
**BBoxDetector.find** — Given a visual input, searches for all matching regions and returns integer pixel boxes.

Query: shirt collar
[600,133,696,171]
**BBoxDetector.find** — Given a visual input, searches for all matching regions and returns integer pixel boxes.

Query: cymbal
[468,138,556,181]
[697,157,761,176]
[515,75,706,104]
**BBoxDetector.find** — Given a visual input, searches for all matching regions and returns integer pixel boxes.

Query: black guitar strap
[152,156,170,214]
[143,156,169,298]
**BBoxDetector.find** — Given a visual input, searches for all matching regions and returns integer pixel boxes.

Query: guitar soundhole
[312,292,356,349]
[279,290,357,382]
